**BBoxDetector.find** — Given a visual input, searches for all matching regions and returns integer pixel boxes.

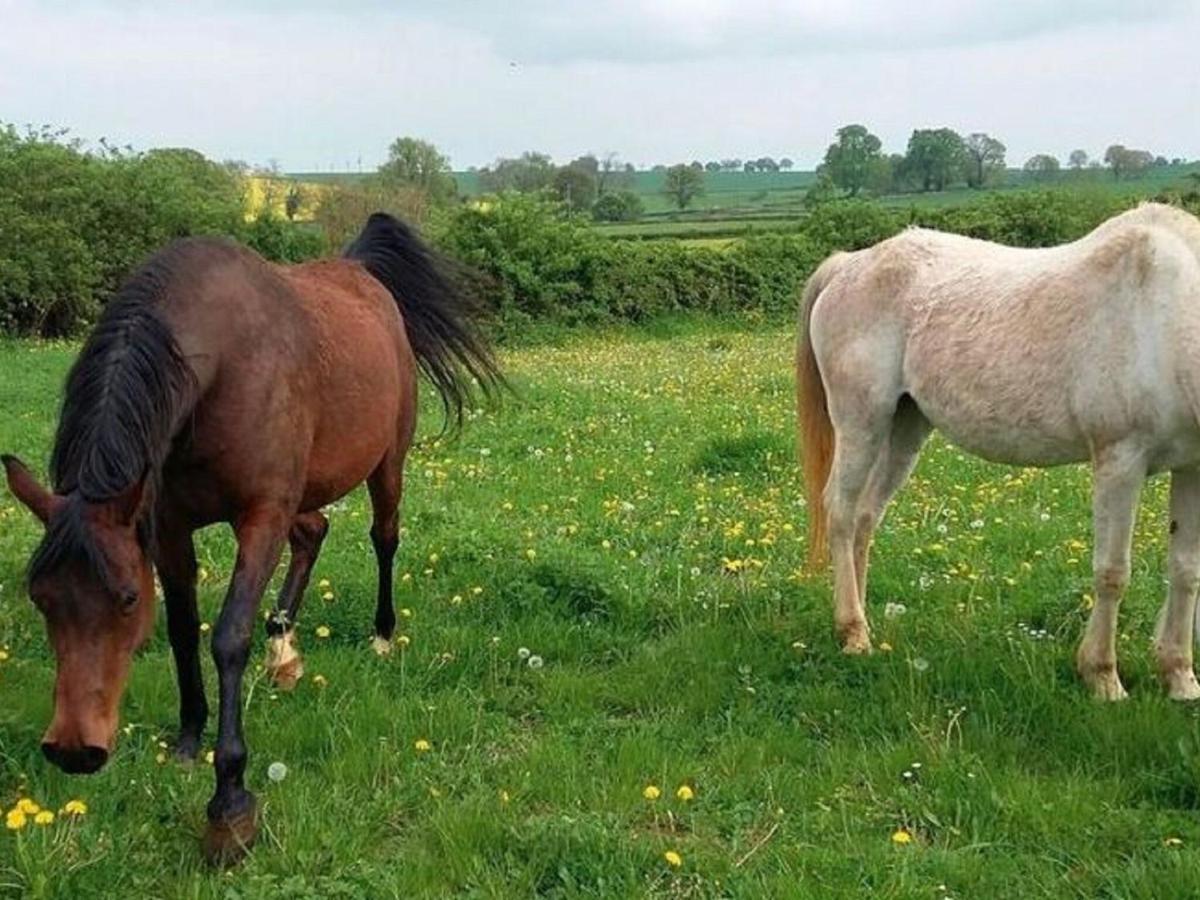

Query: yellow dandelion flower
[200,622,211,633]
[318,578,331,589]
[663,850,683,868]
[891,829,913,845]
[312,674,328,687]
[316,625,331,639]
[16,798,39,815]
[34,810,54,826]
[396,634,411,648]
[204,751,215,766]
[676,785,694,802]
[0,649,9,662]
[414,738,432,753]
[525,548,537,560]
[879,641,893,652]
[499,789,511,804]
[321,591,334,602]
[1164,836,1184,847]
[643,785,661,800]
[62,800,87,816]
[6,808,27,830]
[400,607,413,618]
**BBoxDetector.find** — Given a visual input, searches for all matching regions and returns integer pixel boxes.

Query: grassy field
[4,320,1200,897]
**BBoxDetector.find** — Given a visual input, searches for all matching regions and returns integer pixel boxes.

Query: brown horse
[2,213,502,863]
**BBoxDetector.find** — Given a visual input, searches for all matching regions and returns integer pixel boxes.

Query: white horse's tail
[797,251,851,569]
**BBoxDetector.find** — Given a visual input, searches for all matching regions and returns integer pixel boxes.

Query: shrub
[312,178,429,253]
[592,190,644,223]
[432,192,607,325]
[913,189,1131,246]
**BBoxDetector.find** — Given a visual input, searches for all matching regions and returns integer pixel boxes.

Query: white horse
[797,203,1200,700]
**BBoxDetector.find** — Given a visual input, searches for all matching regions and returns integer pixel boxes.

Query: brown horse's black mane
[345,213,505,432]
[30,243,199,584]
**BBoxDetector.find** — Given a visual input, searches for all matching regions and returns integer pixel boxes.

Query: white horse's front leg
[1155,469,1200,700]
[1077,451,1144,701]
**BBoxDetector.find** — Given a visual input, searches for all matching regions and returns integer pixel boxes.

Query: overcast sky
[2,0,1197,172]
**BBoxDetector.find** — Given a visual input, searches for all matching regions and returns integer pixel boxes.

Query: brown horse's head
[3,455,156,774]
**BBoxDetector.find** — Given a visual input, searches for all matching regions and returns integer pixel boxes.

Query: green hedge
[0,127,320,335]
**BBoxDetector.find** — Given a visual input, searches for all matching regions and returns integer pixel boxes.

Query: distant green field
[288,165,1199,245]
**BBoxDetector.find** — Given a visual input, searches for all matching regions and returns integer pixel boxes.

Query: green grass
[4,321,1200,897]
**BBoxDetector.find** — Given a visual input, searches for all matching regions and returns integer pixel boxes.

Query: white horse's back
[810,205,1200,470]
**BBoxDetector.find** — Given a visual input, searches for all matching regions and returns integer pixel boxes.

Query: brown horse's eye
[119,592,139,614]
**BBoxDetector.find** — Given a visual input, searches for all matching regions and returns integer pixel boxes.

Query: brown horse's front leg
[154,522,206,761]
[203,509,289,867]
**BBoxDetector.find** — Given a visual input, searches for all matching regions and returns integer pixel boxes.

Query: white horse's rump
[797,203,1200,700]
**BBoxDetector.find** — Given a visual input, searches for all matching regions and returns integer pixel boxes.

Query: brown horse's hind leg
[367,452,404,656]
[264,511,329,690]
[852,398,931,605]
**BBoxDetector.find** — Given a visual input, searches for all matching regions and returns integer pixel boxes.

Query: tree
[754,157,779,172]
[552,163,597,211]
[479,152,556,193]
[905,128,966,192]
[1104,144,1154,180]
[779,157,794,170]
[1068,149,1089,170]
[963,133,1006,188]
[865,154,901,195]
[821,124,883,197]
[596,153,633,195]
[377,136,456,202]
[662,163,705,210]
[1023,154,1061,181]
[704,160,722,172]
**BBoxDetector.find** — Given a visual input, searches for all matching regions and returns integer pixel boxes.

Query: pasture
[3,321,1200,897]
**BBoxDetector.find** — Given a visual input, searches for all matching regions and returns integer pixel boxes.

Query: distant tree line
[814,124,1178,199]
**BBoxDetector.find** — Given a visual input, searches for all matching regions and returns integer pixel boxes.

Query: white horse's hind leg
[1077,450,1145,701]
[853,400,931,604]
[826,419,892,654]
[1155,469,1200,700]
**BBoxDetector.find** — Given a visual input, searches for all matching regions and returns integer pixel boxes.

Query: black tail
[345,213,505,433]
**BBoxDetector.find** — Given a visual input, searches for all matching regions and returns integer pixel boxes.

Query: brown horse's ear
[2,454,63,525]
[107,476,147,528]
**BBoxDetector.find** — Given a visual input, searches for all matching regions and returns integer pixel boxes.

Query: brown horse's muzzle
[41,673,121,775]
[42,741,109,774]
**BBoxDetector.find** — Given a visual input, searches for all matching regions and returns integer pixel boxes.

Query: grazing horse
[2,213,502,863]
[797,203,1200,701]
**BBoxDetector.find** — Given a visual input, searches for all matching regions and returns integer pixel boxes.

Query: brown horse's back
[155,240,415,524]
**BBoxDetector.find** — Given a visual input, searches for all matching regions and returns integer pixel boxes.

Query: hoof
[370,636,392,657]
[1162,668,1200,702]
[202,803,258,867]
[174,733,202,764]
[266,632,304,691]
[839,625,872,655]
[1081,667,1128,701]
